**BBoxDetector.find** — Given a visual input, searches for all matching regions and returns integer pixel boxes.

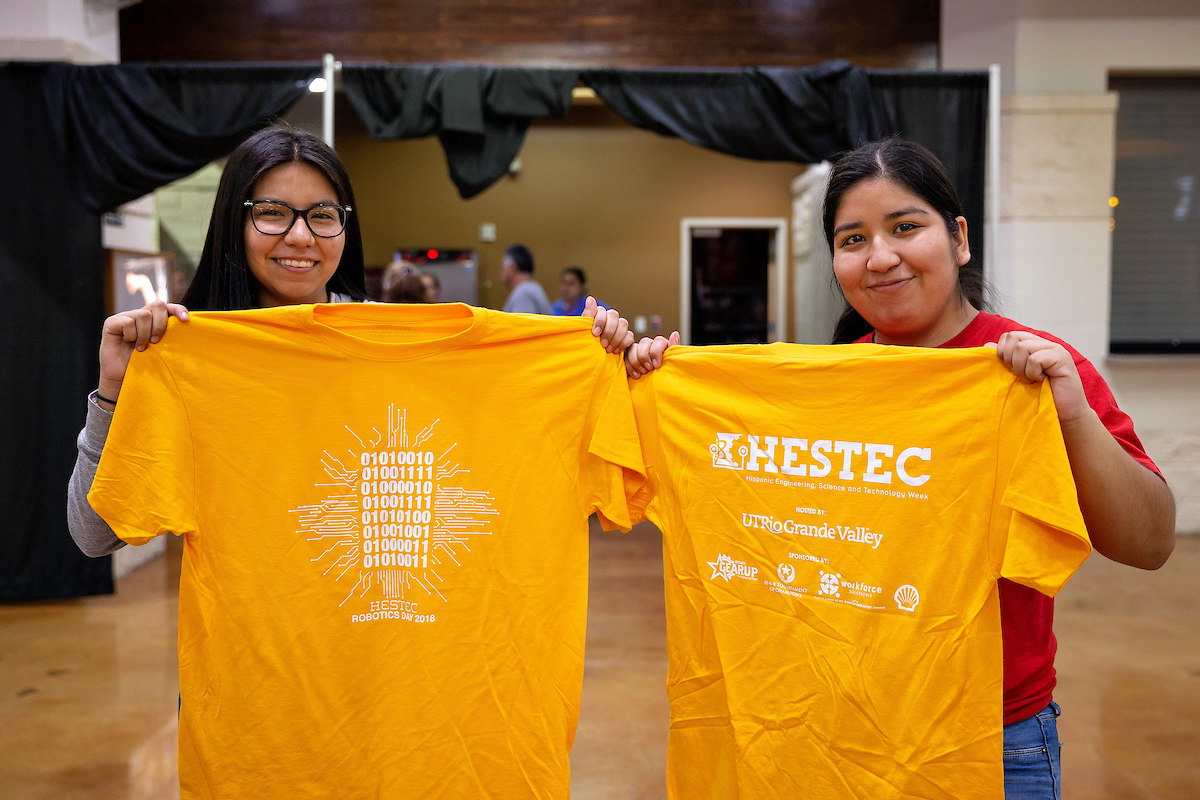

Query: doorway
[680,218,788,345]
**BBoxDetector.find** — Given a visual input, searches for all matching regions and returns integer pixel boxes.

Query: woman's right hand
[97,301,189,408]
[625,331,679,378]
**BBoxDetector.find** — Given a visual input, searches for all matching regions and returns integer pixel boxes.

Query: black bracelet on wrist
[96,392,118,407]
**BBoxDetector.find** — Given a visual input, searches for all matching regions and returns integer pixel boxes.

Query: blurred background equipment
[395,248,478,305]
[110,251,174,313]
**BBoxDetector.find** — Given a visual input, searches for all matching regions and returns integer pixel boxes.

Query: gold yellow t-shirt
[88,303,644,800]
[626,343,1091,800]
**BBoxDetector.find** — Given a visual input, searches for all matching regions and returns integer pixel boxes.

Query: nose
[864,234,901,272]
[283,213,317,246]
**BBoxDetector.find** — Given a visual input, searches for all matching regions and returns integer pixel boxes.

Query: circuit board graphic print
[288,404,498,624]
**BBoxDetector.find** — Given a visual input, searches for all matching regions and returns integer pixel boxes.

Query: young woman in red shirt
[627,137,1176,799]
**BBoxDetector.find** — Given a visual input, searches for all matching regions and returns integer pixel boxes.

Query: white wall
[1012,19,1200,94]
[944,7,1200,94]
[944,0,1200,533]
[0,0,118,63]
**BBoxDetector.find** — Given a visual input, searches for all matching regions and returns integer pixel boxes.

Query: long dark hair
[182,125,367,310]
[822,137,985,343]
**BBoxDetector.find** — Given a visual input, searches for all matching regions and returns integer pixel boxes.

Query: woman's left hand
[994,331,1090,423]
[626,331,680,378]
[583,296,634,353]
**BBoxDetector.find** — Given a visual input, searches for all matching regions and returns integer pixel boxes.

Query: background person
[68,126,633,559]
[552,267,608,316]
[381,259,429,303]
[420,271,441,303]
[501,243,552,314]
[626,137,1175,800]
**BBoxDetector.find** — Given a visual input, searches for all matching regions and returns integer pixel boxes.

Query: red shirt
[857,312,1161,724]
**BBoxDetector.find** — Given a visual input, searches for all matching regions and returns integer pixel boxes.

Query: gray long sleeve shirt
[68,393,125,556]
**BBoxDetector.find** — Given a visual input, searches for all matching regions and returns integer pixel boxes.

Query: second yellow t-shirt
[627,343,1091,800]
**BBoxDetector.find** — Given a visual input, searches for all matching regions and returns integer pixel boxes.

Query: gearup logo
[708,553,759,582]
[819,570,841,598]
[776,563,796,584]
[894,584,920,612]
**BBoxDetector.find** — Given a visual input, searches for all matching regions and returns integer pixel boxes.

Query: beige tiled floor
[572,521,669,800]
[2,526,1198,798]
[0,536,182,800]
[1053,536,1200,799]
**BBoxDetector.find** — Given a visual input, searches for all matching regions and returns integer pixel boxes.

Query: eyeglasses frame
[243,199,353,239]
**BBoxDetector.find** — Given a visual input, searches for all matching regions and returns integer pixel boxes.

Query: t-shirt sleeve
[1073,354,1163,479]
[580,354,646,532]
[87,347,197,546]
[993,379,1092,597]
[624,376,660,526]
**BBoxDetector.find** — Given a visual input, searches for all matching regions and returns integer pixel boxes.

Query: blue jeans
[1003,702,1062,800]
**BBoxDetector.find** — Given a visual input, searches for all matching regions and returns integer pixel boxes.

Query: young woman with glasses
[68,125,633,557]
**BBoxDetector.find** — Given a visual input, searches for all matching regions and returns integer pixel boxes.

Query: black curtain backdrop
[0,60,985,599]
[580,64,989,273]
[0,62,317,600]
[342,65,578,198]
[44,62,320,212]
[580,62,882,164]
[1,63,113,599]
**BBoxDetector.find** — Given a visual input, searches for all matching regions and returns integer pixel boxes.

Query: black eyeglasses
[243,200,352,238]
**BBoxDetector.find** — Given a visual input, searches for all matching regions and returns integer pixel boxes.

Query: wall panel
[120,0,937,67]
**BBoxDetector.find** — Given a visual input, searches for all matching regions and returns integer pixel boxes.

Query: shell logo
[818,570,841,597]
[777,563,796,584]
[894,584,920,612]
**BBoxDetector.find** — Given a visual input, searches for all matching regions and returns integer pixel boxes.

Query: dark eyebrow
[252,198,339,207]
[885,207,930,220]
[833,206,931,238]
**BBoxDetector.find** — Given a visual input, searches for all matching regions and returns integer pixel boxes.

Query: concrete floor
[2,523,1197,799]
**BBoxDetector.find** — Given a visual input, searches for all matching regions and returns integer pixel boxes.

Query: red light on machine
[427,249,439,259]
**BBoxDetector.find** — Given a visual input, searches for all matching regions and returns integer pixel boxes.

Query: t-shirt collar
[934,310,990,349]
[865,309,987,348]
[298,302,488,360]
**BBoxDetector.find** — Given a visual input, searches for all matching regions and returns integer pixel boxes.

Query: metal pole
[322,53,336,147]
[987,63,1001,304]
[679,220,691,346]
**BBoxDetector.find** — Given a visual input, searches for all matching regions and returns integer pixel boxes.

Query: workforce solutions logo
[819,570,842,598]
[707,553,759,582]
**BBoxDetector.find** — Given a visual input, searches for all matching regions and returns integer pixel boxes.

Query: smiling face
[244,162,345,307]
[831,177,974,347]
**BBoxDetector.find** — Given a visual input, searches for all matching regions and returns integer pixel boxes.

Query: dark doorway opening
[689,227,773,344]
